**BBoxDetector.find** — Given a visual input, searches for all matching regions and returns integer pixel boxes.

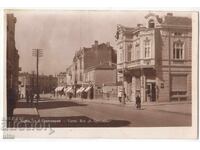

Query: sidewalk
[13,99,39,117]
[72,97,192,115]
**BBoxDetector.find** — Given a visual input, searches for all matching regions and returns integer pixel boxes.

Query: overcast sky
[10,10,192,75]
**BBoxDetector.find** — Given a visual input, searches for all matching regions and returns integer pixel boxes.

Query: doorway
[146,82,156,102]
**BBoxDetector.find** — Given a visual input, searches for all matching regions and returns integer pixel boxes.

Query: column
[131,76,136,102]
[140,70,146,103]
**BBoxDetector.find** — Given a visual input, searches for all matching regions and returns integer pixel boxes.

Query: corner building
[116,13,192,103]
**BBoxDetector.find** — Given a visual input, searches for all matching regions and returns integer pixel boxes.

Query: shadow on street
[36,100,87,109]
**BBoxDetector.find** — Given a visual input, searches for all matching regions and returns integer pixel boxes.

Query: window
[80,72,82,81]
[75,63,77,70]
[127,44,132,62]
[80,58,82,69]
[120,50,123,62]
[148,19,155,28]
[173,42,184,60]
[135,43,140,60]
[144,40,151,58]
[171,75,187,101]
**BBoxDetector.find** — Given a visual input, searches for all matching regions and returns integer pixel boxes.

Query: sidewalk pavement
[72,97,192,115]
[13,99,39,117]
[12,97,192,117]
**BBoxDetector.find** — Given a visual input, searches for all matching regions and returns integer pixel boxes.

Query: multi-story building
[116,13,192,103]
[7,14,20,117]
[71,41,117,98]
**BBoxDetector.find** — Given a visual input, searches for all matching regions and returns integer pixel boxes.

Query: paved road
[30,98,191,127]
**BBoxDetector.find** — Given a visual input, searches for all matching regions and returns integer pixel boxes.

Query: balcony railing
[117,58,155,69]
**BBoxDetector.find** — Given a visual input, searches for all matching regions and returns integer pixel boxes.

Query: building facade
[116,13,192,103]
[7,14,20,117]
[70,40,117,98]
[84,64,117,99]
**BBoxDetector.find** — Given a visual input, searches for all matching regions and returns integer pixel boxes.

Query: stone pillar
[140,70,146,103]
[131,76,136,102]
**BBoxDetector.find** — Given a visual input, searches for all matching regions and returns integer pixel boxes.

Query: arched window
[148,19,155,28]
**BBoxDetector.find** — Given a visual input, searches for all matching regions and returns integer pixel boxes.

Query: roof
[117,24,135,34]
[163,15,192,27]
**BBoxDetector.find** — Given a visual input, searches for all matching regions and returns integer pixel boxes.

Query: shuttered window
[171,75,187,91]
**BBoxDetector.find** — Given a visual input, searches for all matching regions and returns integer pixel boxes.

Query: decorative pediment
[145,13,162,28]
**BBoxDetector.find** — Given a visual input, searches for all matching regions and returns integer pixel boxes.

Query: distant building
[19,72,57,98]
[57,72,67,86]
[7,14,20,117]
[116,13,192,103]
[66,64,73,86]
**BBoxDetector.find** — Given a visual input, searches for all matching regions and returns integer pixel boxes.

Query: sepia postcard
[3,9,198,138]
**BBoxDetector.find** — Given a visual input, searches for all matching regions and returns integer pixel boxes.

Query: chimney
[167,13,173,16]
[94,40,98,46]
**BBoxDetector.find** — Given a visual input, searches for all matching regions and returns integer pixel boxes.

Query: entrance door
[146,82,156,102]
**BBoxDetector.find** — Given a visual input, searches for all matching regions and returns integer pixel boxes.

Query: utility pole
[32,49,43,104]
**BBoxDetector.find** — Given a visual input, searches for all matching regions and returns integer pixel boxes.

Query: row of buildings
[57,12,192,103]
[57,41,117,99]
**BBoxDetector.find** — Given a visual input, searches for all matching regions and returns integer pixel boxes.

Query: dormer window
[148,19,155,28]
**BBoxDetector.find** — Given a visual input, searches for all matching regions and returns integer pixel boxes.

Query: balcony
[117,58,155,70]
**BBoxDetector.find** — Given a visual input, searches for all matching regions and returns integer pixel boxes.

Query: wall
[94,69,116,86]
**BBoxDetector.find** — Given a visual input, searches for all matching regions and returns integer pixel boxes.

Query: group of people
[118,91,141,109]
[25,89,35,104]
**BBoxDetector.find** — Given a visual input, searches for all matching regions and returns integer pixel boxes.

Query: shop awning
[64,87,69,93]
[77,87,85,94]
[84,86,91,92]
[66,87,73,93]
[55,86,64,92]
[80,87,85,93]
[76,87,81,94]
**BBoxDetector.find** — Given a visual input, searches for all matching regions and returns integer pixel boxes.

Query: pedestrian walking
[136,94,141,109]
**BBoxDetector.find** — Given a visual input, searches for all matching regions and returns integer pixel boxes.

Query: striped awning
[76,87,85,94]
[55,86,64,92]
[84,86,91,92]
[66,87,73,93]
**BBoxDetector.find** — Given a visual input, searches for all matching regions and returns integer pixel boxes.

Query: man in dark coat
[136,95,141,109]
